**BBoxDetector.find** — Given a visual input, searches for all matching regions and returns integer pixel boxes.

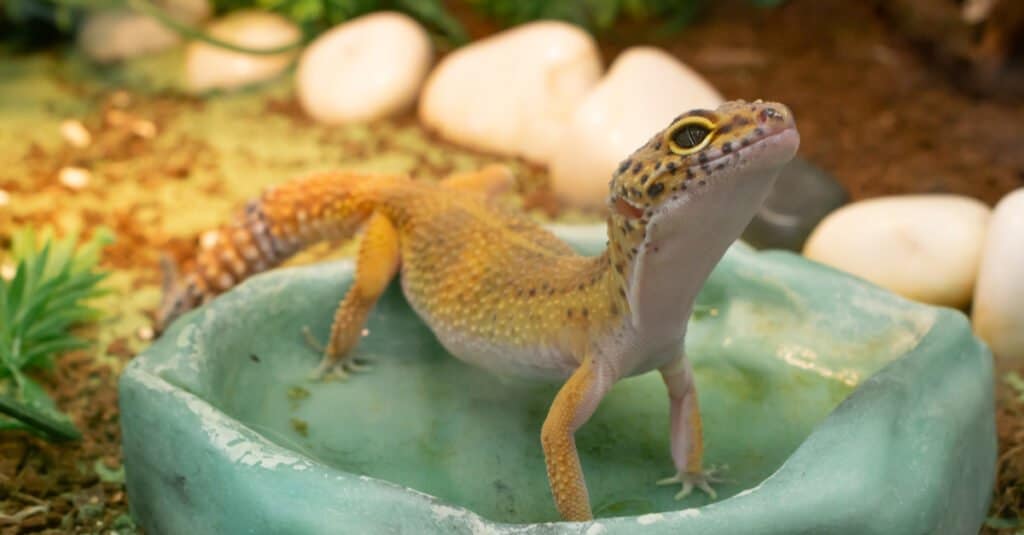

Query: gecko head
[607,100,799,221]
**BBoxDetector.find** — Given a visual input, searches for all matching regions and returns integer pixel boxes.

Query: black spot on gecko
[722,142,732,154]
[666,162,678,173]
[647,182,665,197]
[639,174,649,185]
[632,162,643,173]
[618,159,632,174]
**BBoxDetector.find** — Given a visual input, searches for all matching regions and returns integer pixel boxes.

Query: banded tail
[155,171,391,332]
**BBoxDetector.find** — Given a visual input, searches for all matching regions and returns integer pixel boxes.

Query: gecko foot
[310,357,372,381]
[302,326,371,381]
[656,465,725,501]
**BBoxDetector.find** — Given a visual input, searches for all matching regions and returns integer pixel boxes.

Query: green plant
[0,227,114,441]
[468,0,788,34]
[2,0,789,52]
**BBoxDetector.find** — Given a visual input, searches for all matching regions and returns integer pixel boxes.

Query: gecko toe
[658,466,724,501]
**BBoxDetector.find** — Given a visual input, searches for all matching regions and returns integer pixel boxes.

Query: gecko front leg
[656,354,721,500]
[541,354,613,521]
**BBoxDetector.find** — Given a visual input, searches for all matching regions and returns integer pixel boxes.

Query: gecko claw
[302,327,371,381]
[302,326,325,353]
[657,465,725,501]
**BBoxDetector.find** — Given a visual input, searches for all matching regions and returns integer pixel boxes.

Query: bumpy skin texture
[158,100,800,522]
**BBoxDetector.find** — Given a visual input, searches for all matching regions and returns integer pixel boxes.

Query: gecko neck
[603,170,780,346]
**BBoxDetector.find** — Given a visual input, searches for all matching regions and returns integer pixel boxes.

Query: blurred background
[0,0,1022,532]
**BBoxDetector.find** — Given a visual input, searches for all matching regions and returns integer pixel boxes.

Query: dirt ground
[1,0,1022,532]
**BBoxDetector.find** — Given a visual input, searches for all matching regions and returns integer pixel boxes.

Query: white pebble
[131,120,158,139]
[419,21,602,164]
[60,119,93,148]
[138,326,155,341]
[77,0,211,63]
[297,12,433,124]
[803,195,990,308]
[972,188,1024,360]
[186,11,300,93]
[59,167,92,190]
[200,230,221,249]
[549,47,724,208]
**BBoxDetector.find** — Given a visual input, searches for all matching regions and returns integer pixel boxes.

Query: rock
[185,11,300,93]
[419,21,602,164]
[78,0,210,63]
[972,188,1024,360]
[548,47,723,208]
[803,195,991,308]
[297,12,433,124]
[742,157,848,251]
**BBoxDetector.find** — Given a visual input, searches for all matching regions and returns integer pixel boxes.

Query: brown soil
[2,0,1022,532]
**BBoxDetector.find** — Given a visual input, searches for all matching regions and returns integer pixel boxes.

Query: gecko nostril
[758,108,782,123]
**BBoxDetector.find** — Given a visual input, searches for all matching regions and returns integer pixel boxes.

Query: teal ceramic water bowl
[120,225,995,534]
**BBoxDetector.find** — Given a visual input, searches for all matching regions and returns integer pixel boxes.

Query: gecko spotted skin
[158,100,800,522]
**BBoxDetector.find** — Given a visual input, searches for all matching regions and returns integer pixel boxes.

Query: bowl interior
[156,233,935,524]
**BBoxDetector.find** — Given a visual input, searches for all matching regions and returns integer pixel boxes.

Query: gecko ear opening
[612,197,644,219]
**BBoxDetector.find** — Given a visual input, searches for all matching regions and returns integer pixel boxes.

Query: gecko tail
[155,171,381,334]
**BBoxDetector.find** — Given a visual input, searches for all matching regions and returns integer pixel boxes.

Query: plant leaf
[0,377,80,441]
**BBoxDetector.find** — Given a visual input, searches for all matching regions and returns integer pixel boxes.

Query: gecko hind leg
[308,211,400,381]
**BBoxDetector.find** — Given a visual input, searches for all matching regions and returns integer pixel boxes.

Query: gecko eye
[667,119,714,155]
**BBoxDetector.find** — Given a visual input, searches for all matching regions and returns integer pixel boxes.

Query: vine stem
[125,0,305,55]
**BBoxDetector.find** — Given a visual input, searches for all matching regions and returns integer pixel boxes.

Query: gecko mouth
[691,125,800,173]
[611,125,800,220]
[644,126,800,216]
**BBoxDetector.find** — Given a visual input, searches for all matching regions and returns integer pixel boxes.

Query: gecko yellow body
[158,100,800,522]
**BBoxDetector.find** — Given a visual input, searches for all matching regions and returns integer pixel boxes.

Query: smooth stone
[418,21,602,164]
[972,188,1024,360]
[297,12,432,124]
[185,11,300,93]
[120,224,995,533]
[803,195,990,308]
[78,0,211,63]
[549,47,723,208]
[741,156,848,251]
